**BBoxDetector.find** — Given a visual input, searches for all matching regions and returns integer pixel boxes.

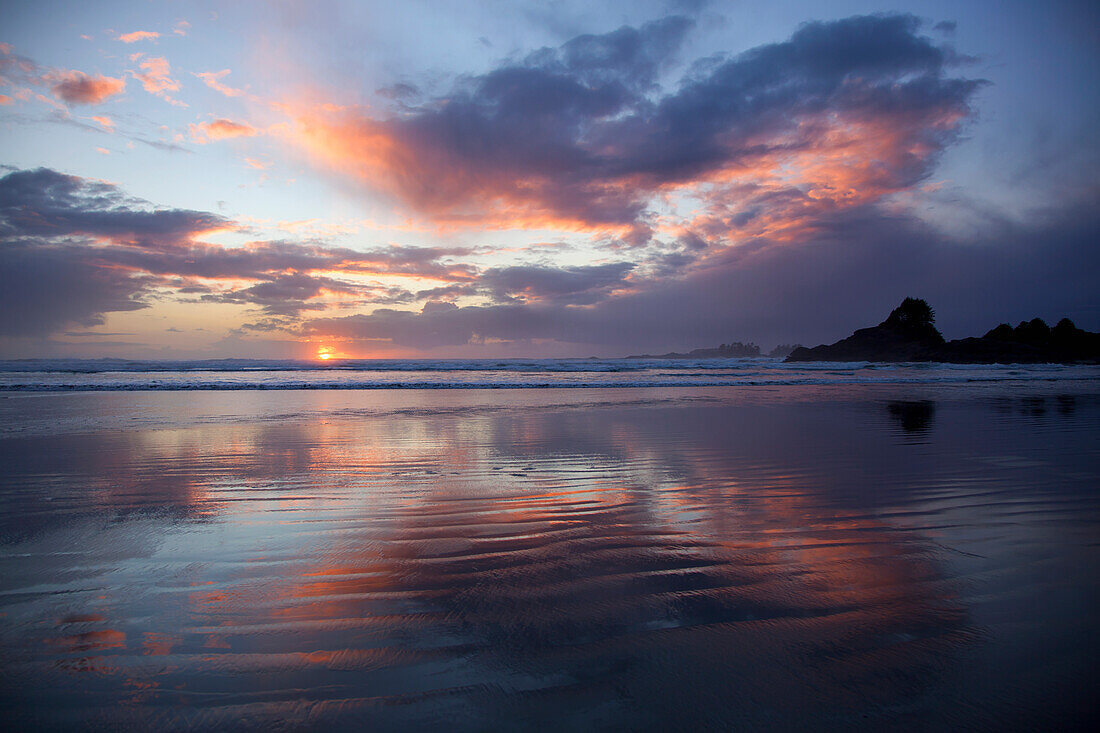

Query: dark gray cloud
[305,201,1100,352]
[481,262,634,304]
[414,283,481,301]
[4,13,1095,353]
[202,274,421,316]
[0,240,148,336]
[0,168,477,335]
[201,273,357,315]
[95,239,474,282]
[310,14,981,228]
[0,167,644,336]
[0,167,225,244]
[308,301,568,349]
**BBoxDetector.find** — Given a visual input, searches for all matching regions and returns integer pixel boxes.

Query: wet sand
[1,386,1098,730]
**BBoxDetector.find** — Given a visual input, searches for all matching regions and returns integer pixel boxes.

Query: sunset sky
[2,0,1097,359]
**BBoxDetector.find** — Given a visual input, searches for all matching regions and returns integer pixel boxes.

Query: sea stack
[786,298,944,362]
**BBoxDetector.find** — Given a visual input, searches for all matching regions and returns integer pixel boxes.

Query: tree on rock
[885,297,935,329]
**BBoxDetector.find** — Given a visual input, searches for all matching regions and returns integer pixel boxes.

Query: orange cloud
[90,115,114,131]
[117,31,160,43]
[49,71,126,105]
[193,69,243,97]
[173,21,190,37]
[285,106,624,234]
[189,118,259,143]
[0,94,11,105]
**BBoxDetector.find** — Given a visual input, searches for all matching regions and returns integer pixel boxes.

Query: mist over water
[1,385,1098,730]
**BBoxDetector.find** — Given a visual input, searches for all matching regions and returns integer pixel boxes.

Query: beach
[1,371,1098,729]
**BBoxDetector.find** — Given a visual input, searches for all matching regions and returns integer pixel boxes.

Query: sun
[317,347,334,360]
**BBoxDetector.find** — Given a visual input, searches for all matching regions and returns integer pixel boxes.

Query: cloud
[0,168,481,335]
[2,45,128,109]
[414,283,481,301]
[0,167,227,335]
[306,302,563,348]
[0,42,38,85]
[200,273,362,315]
[189,118,258,143]
[130,56,183,105]
[0,167,227,244]
[117,31,160,43]
[303,199,1100,353]
[194,69,244,97]
[480,262,635,304]
[0,241,149,336]
[48,71,125,104]
[286,14,981,236]
[3,160,1097,353]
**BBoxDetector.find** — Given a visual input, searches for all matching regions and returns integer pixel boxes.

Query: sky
[1,0,1097,359]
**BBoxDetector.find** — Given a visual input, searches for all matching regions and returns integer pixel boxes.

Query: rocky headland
[785,298,1100,364]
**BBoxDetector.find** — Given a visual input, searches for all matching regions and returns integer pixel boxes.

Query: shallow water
[1,385,1098,730]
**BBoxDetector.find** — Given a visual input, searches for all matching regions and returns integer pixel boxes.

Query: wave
[1,357,1090,373]
[2,359,1096,391]
[0,357,777,373]
[2,376,1096,391]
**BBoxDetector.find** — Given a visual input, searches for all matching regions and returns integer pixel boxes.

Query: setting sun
[317,347,333,360]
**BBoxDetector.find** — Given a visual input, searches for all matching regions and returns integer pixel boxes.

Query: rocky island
[786,298,1100,364]
[626,342,762,359]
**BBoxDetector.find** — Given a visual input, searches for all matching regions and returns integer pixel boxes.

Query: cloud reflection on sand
[0,389,1097,729]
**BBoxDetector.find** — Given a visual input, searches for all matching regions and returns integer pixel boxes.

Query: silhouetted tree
[1054,317,1076,334]
[718,341,760,357]
[768,344,802,358]
[885,297,935,328]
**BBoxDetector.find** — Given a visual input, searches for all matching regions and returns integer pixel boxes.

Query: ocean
[1,360,1098,729]
[2,357,1099,391]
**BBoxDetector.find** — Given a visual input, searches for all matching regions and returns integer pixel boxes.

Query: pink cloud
[117,31,160,43]
[189,118,259,143]
[131,56,184,105]
[90,115,114,131]
[0,94,11,105]
[49,71,125,105]
[194,69,243,97]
